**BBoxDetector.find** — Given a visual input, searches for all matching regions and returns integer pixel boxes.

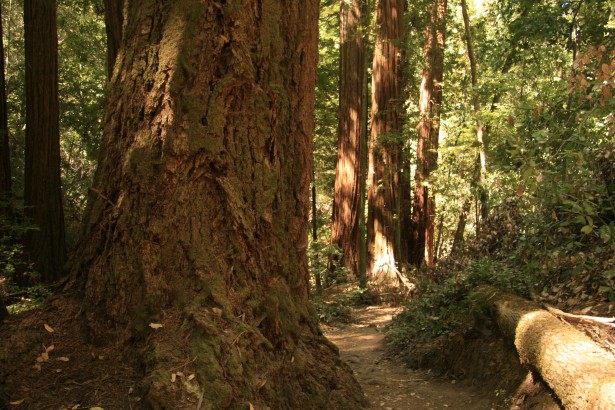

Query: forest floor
[320,293,507,409]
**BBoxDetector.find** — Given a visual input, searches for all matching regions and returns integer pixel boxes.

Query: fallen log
[545,305,615,354]
[474,285,615,410]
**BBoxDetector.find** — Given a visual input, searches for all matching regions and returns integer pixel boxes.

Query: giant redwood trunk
[69,1,366,408]
[329,0,367,277]
[24,0,66,282]
[367,0,404,286]
[410,0,446,269]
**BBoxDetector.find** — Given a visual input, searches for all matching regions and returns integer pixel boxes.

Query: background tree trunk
[329,0,367,278]
[411,0,446,269]
[24,0,66,282]
[103,0,123,80]
[312,168,322,292]
[0,12,10,205]
[69,1,366,408]
[367,0,404,286]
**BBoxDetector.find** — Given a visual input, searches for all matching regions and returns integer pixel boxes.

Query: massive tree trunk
[68,1,366,408]
[24,0,66,282]
[0,12,10,205]
[410,0,446,269]
[329,0,367,278]
[103,0,124,79]
[367,0,404,286]
[475,286,615,410]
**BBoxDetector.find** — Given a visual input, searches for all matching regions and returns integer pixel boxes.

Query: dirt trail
[324,305,503,410]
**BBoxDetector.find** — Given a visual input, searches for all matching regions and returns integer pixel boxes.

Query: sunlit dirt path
[324,306,504,410]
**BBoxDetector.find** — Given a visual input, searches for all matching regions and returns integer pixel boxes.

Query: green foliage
[309,236,350,288]
[430,0,614,263]
[57,1,106,243]
[1,0,105,246]
[311,287,377,324]
[388,256,533,349]
[3,283,52,315]
[311,296,354,324]
[0,206,38,284]
[0,210,52,314]
[309,0,340,288]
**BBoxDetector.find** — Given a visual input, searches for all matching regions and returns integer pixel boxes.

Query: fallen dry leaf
[57,357,70,362]
[148,323,163,330]
[9,399,25,405]
[44,324,55,333]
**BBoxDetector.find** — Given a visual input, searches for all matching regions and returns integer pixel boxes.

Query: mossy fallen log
[474,285,615,410]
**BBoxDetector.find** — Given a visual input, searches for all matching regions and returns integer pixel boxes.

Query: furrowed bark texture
[476,286,615,410]
[24,0,66,282]
[329,0,366,278]
[367,0,404,286]
[411,0,446,269]
[69,1,366,408]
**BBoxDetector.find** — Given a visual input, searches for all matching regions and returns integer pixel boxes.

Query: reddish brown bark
[330,0,367,277]
[367,0,404,286]
[24,0,66,282]
[411,0,446,269]
[69,1,366,408]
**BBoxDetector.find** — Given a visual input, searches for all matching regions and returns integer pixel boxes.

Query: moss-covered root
[139,311,367,409]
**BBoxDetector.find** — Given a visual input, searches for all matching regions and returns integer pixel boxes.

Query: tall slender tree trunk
[312,169,322,292]
[399,147,412,264]
[330,0,367,278]
[451,198,471,255]
[460,0,486,173]
[0,11,10,317]
[104,0,124,80]
[410,0,446,269]
[359,28,370,289]
[68,1,366,408]
[0,12,10,206]
[461,0,488,234]
[24,0,66,282]
[397,0,411,267]
[367,0,404,286]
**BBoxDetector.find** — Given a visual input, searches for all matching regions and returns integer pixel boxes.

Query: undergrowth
[311,286,380,324]
[387,257,535,350]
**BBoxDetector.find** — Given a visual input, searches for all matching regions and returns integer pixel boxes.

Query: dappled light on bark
[66,1,367,407]
[411,0,446,270]
[367,0,404,287]
[330,0,367,279]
